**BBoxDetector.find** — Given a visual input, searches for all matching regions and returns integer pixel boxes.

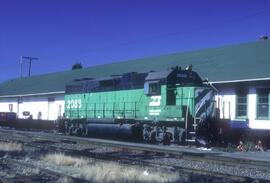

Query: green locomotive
[60,66,218,144]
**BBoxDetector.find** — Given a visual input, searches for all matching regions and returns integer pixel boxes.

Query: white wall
[247,88,270,129]
[216,87,270,130]
[0,94,64,120]
[215,89,236,120]
[0,98,18,113]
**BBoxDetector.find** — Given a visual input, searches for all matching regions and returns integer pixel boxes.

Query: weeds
[81,161,180,183]
[44,153,88,167]
[43,153,180,183]
[0,142,22,152]
[56,176,74,183]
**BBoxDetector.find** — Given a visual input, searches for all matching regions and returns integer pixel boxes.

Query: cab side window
[144,82,160,95]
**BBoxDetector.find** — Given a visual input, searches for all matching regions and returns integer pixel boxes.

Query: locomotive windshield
[175,70,203,86]
[145,66,204,86]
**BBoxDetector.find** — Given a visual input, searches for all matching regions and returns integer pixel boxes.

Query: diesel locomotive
[58,66,222,145]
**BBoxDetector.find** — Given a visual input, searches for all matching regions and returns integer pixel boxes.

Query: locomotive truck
[58,66,224,145]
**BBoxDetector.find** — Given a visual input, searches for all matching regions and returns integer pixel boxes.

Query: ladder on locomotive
[185,99,209,143]
[184,89,199,143]
[185,116,202,143]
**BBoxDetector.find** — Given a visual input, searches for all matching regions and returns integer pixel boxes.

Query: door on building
[17,97,22,118]
[58,105,62,117]
[222,101,231,119]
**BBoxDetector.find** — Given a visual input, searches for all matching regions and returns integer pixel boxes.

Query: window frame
[256,92,269,120]
[235,93,248,119]
[144,81,161,96]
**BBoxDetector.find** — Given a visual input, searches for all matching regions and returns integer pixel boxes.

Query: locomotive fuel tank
[85,122,142,140]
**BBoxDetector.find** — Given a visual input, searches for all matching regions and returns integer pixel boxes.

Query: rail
[0,127,269,182]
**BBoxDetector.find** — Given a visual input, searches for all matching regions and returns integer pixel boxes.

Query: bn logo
[149,96,161,106]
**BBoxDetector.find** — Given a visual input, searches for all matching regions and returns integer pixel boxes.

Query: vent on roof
[74,77,94,81]
[260,35,268,40]
[111,74,122,77]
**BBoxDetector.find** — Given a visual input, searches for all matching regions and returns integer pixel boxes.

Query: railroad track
[0,127,270,182]
[5,127,270,169]
[0,157,89,183]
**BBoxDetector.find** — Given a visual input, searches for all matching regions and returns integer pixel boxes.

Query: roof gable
[0,40,269,96]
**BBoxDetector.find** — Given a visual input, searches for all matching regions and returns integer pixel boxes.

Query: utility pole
[20,56,23,78]
[20,56,38,77]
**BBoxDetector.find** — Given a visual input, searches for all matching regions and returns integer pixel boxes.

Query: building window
[18,97,23,104]
[8,104,13,112]
[236,94,247,118]
[257,93,269,119]
[48,97,55,102]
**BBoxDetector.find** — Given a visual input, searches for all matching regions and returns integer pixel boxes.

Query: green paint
[65,85,197,124]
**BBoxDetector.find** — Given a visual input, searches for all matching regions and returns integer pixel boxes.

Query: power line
[20,56,38,77]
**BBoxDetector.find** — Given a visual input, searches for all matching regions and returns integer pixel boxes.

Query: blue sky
[0,0,270,82]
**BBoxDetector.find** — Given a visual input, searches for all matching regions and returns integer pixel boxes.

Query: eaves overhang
[0,91,65,98]
[210,77,270,84]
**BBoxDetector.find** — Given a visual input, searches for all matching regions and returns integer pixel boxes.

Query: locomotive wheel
[143,126,151,143]
[176,130,186,145]
[65,126,73,136]
[150,131,157,144]
[75,128,83,136]
[163,132,171,145]
[83,128,88,137]
[179,131,186,145]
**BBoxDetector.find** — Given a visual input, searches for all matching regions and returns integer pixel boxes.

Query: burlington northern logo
[149,96,161,106]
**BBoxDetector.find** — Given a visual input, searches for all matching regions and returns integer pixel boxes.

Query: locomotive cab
[141,66,217,145]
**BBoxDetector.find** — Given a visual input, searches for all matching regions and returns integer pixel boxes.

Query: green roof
[1,40,270,97]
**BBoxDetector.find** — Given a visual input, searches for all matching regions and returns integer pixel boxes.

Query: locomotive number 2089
[66,99,82,109]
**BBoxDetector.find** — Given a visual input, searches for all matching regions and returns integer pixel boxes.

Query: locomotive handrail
[185,89,191,140]
[66,101,141,119]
